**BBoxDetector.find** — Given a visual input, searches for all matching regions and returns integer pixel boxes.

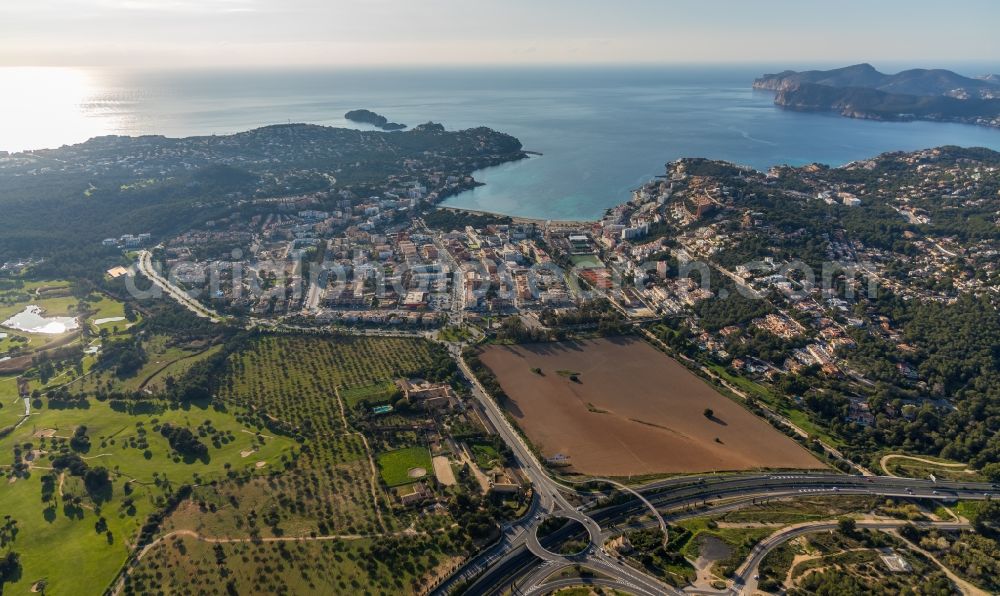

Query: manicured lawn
[341,381,399,408]
[569,254,604,269]
[0,375,23,429]
[141,344,221,393]
[377,447,432,487]
[470,442,501,469]
[64,335,219,396]
[0,396,296,595]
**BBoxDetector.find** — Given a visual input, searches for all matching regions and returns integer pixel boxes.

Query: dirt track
[480,337,823,476]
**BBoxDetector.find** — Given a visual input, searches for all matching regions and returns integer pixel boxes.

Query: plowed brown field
[479,337,823,476]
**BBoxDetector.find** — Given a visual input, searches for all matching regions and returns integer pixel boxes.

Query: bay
[3,65,1000,220]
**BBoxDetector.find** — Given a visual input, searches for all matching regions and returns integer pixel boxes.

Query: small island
[754,64,1000,129]
[345,109,407,131]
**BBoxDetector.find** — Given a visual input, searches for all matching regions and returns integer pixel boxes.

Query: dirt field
[479,337,822,476]
[432,456,456,486]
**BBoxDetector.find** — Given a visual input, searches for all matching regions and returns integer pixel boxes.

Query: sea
[3,64,1000,221]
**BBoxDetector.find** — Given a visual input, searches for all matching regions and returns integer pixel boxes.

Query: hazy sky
[2,0,999,68]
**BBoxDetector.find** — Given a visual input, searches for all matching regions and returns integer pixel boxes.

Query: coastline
[432,205,594,228]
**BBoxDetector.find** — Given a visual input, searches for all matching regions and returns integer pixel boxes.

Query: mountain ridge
[754,63,1000,99]
[755,64,1000,128]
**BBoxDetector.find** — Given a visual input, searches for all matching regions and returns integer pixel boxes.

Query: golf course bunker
[479,337,823,476]
[407,467,428,479]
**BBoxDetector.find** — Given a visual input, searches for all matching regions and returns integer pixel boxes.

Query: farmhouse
[398,482,433,507]
[488,468,522,495]
[395,378,456,409]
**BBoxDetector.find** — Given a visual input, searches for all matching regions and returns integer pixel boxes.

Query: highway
[454,474,992,595]
[433,318,998,596]
[443,344,676,596]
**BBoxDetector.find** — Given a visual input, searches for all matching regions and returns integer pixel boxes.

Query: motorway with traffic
[437,346,998,596]
[438,464,996,595]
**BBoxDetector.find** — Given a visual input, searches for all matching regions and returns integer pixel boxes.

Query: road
[438,346,677,596]
[136,250,221,323]
[735,519,973,595]
[435,339,999,596]
[445,467,997,595]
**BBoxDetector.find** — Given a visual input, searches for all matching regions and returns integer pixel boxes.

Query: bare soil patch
[479,337,822,476]
[432,456,456,486]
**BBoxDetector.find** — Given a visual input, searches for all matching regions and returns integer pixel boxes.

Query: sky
[2,0,999,68]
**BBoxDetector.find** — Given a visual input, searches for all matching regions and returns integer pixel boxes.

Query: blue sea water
[6,65,1000,220]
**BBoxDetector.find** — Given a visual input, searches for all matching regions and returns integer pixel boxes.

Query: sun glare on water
[0,67,117,153]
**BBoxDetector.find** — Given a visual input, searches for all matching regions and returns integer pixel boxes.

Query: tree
[69,426,91,453]
[84,467,112,497]
[837,517,857,535]
[973,501,1000,536]
[703,408,714,419]
[0,551,20,585]
[982,463,1000,483]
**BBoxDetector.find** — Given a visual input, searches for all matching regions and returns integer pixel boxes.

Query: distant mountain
[754,63,1000,99]
[775,82,1000,124]
[754,64,1000,129]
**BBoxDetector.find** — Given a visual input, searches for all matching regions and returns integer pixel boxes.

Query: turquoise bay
[3,65,1000,220]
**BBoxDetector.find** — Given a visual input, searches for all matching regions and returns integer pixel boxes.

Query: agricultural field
[0,395,295,595]
[124,334,482,595]
[478,337,823,476]
[128,533,462,595]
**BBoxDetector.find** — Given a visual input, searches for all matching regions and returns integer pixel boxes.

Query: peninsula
[344,108,407,130]
[754,64,1000,128]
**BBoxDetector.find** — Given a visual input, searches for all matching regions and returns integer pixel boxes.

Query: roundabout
[533,516,592,558]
